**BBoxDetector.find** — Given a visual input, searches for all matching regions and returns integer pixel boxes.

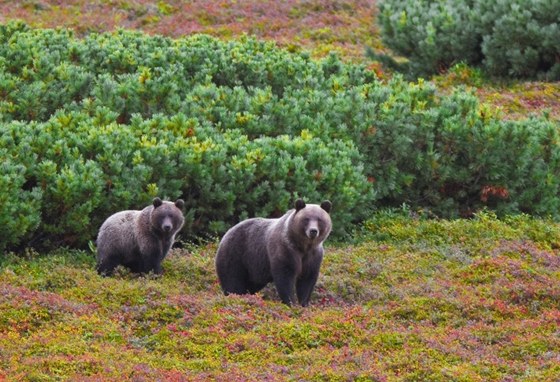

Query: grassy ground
[432,64,560,121]
[1,212,559,381]
[0,0,379,62]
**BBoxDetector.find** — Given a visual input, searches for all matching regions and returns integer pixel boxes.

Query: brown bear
[215,199,332,306]
[96,197,185,276]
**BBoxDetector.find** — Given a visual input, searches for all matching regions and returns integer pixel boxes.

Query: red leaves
[481,185,509,202]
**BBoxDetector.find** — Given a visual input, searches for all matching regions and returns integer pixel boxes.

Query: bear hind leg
[221,279,252,295]
[219,269,254,296]
[96,255,120,276]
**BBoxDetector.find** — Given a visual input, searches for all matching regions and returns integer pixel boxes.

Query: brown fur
[96,198,185,275]
[215,199,332,306]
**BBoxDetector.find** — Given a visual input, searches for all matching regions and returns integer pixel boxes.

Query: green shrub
[0,110,372,250]
[346,78,560,217]
[377,0,479,77]
[0,154,42,252]
[377,0,560,80]
[478,0,560,79]
[1,23,560,251]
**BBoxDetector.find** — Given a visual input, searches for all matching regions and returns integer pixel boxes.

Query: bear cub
[96,197,185,276]
[215,199,332,306]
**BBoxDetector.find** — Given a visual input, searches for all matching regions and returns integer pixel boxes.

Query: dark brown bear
[215,199,332,306]
[96,198,185,275]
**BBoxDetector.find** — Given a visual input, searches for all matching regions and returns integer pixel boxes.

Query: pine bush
[0,109,373,249]
[1,22,559,251]
[0,155,42,252]
[377,0,560,79]
[478,0,560,79]
[377,0,479,77]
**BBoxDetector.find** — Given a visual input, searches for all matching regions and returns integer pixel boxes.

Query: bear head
[291,199,332,243]
[150,197,185,236]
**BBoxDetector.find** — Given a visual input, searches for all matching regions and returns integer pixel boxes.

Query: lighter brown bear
[96,197,185,276]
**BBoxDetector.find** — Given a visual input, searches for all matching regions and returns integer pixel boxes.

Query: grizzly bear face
[291,199,332,243]
[150,197,185,236]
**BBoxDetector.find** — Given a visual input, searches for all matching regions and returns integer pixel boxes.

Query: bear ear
[295,199,306,211]
[320,200,332,213]
[175,199,185,209]
[153,197,163,208]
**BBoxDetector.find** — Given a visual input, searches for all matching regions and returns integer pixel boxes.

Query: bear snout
[308,228,319,238]
[161,216,174,232]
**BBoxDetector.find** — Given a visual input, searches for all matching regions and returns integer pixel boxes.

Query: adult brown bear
[215,199,332,306]
[96,198,185,275]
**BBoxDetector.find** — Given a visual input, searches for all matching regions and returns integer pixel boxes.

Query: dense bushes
[0,110,372,251]
[1,22,560,251]
[377,0,560,79]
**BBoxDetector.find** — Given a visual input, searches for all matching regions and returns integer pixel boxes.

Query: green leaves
[377,0,560,80]
[1,23,559,251]
[0,156,42,252]
[0,109,371,250]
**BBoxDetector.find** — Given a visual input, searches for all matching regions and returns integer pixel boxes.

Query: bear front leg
[144,253,164,275]
[274,275,296,306]
[140,242,164,274]
[296,253,323,306]
[296,272,319,307]
[152,261,163,275]
[271,260,297,306]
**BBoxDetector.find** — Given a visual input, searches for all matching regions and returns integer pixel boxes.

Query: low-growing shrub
[0,110,373,250]
[1,23,560,251]
[377,0,560,79]
[376,0,480,77]
[0,155,42,252]
[2,214,559,380]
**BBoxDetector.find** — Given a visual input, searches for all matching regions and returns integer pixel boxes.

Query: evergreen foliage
[377,0,560,79]
[1,110,372,250]
[1,22,559,251]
